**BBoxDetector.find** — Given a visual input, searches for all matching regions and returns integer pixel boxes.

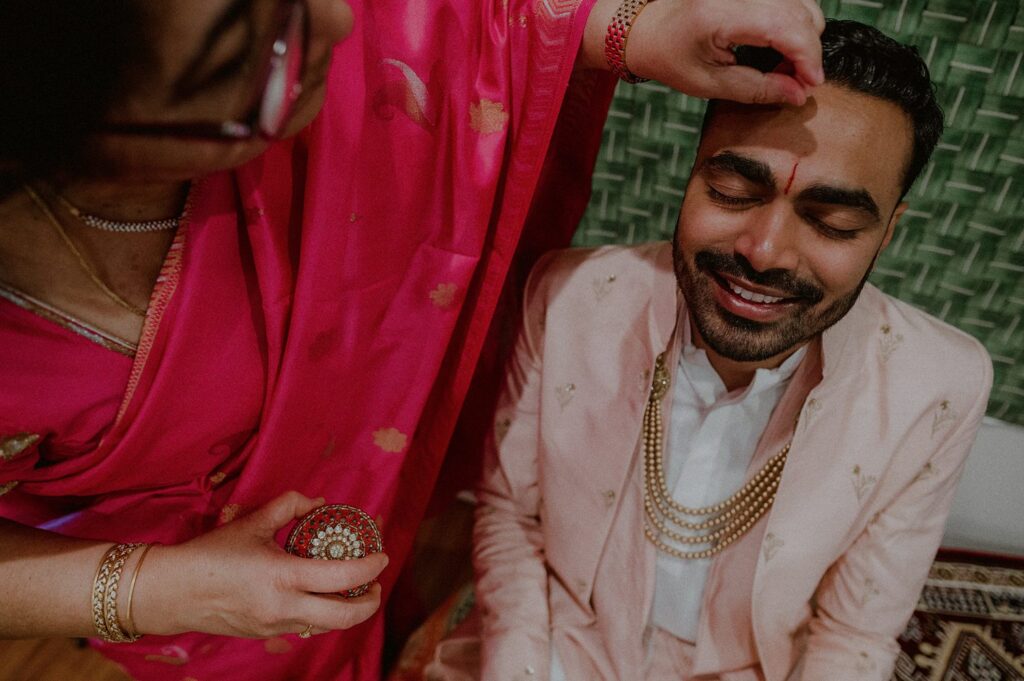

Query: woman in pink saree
[0,0,824,679]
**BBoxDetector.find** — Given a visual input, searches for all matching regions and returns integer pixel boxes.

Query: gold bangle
[124,543,155,639]
[91,545,116,641]
[91,543,144,643]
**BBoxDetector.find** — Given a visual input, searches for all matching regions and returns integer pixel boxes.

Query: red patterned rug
[892,552,1024,680]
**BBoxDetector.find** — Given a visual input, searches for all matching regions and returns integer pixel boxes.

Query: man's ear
[879,201,907,254]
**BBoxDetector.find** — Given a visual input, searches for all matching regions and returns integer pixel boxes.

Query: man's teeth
[728,281,784,304]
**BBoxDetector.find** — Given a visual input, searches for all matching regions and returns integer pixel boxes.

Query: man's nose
[732,207,800,274]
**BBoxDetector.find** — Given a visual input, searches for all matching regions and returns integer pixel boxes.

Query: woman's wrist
[126,543,185,637]
[578,0,622,71]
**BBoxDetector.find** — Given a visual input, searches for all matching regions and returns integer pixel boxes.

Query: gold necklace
[23,185,148,318]
[642,353,789,559]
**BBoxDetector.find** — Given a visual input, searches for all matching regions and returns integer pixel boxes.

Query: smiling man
[470,20,994,681]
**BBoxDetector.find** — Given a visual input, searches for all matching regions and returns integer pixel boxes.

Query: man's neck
[688,316,808,392]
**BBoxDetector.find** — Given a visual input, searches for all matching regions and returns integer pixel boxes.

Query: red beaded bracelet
[604,0,653,83]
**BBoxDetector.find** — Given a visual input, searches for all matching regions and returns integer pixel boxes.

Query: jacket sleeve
[796,344,993,681]
[473,257,555,681]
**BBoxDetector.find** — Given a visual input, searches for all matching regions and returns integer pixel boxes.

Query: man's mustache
[694,250,824,303]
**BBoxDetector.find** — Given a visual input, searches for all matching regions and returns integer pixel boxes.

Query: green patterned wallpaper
[575,0,1024,426]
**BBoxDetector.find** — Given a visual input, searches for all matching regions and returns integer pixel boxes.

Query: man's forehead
[700,85,913,190]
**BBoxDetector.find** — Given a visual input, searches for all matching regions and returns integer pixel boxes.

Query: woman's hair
[0,1,147,193]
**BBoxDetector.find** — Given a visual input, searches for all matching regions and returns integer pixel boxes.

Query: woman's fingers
[245,491,325,537]
[292,582,384,634]
[288,551,389,594]
[130,491,388,639]
[718,3,825,89]
[713,66,811,107]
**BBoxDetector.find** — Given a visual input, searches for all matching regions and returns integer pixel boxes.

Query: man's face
[674,84,911,362]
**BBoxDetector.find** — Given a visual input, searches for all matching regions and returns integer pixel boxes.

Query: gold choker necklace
[642,353,788,560]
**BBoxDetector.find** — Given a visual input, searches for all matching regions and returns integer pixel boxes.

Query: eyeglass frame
[103,0,308,141]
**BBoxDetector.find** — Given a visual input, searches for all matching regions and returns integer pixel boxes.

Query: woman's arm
[0,492,387,640]
[0,519,113,638]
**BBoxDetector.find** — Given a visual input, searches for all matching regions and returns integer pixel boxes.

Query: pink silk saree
[0,0,615,679]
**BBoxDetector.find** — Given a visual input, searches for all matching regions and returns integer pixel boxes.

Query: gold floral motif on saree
[219,504,243,525]
[429,283,459,308]
[378,59,433,126]
[1,433,40,462]
[373,427,408,453]
[469,99,509,134]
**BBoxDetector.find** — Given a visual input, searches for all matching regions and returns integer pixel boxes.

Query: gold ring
[299,624,314,639]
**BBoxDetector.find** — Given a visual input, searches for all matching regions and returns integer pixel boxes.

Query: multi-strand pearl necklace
[642,353,789,560]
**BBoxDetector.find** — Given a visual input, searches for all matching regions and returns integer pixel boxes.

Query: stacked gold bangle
[91,542,151,643]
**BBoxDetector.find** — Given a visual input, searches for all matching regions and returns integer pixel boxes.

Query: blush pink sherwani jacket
[473,242,993,681]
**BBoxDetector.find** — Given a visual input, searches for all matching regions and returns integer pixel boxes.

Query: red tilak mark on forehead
[782,162,798,195]
[783,162,799,195]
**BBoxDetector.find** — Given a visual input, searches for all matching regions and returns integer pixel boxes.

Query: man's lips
[707,271,803,322]
[716,272,797,303]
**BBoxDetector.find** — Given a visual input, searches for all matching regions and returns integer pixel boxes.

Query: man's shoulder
[521,242,676,352]
[527,241,672,300]
[855,285,993,394]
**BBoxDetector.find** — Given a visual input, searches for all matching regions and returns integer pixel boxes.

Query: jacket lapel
[747,294,877,681]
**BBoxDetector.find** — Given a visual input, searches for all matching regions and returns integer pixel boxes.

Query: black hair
[711,19,944,198]
[0,1,147,194]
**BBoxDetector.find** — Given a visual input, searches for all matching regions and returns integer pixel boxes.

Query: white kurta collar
[678,318,808,409]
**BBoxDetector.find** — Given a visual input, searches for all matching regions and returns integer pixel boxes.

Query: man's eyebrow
[174,0,257,97]
[700,152,776,189]
[796,184,882,221]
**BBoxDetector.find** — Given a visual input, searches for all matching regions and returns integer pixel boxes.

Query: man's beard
[673,247,871,362]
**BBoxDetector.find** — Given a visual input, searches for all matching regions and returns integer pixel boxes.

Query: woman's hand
[132,491,388,639]
[583,0,826,106]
